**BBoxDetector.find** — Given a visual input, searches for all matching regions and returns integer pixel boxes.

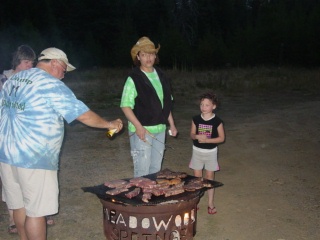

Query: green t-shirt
[120,70,166,133]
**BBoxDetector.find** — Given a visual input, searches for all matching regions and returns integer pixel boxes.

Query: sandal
[208,206,217,215]
[46,215,55,226]
[8,224,18,234]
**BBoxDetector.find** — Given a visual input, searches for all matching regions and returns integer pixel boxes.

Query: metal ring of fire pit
[101,194,201,240]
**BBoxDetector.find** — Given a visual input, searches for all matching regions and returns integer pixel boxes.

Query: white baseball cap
[38,47,76,72]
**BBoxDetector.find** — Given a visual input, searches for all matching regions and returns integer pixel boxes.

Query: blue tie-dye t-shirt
[0,68,89,170]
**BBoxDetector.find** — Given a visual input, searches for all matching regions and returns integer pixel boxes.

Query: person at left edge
[0,45,36,234]
[0,47,123,240]
[0,44,56,233]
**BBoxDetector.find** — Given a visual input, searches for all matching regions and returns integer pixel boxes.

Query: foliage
[63,67,320,108]
[1,0,320,70]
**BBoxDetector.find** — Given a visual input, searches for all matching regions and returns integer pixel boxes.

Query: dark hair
[133,52,160,66]
[11,45,36,70]
[199,92,219,106]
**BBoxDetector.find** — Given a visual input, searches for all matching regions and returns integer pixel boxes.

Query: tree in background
[1,0,320,70]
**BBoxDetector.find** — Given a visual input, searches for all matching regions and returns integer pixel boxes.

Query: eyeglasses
[56,60,67,74]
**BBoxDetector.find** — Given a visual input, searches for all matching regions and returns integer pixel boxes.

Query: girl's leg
[206,170,216,211]
[194,169,203,178]
[193,169,203,210]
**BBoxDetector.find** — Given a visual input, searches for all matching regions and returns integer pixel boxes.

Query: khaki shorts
[0,162,59,217]
[189,146,220,171]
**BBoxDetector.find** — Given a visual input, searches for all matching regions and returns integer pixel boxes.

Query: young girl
[189,92,225,214]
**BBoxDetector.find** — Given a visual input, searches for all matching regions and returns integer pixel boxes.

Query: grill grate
[82,171,223,206]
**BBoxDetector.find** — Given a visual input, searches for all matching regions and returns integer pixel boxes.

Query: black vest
[129,66,172,126]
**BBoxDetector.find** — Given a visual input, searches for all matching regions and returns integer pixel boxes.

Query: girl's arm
[190,120,197,140]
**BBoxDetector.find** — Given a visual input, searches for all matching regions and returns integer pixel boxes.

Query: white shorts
[189,146,219,171]
[0,162,59,217]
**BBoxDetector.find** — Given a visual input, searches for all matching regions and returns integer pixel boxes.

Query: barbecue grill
[82,170,223,240]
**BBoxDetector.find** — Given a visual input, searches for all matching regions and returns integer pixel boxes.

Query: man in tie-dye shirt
[0,47,123,240]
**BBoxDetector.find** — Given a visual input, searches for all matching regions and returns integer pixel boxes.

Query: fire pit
[82,169,223,240]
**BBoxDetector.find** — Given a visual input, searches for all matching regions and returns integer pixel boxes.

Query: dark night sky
[1,0,320,70]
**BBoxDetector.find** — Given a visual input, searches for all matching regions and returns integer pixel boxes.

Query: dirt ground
[0,91,319,240]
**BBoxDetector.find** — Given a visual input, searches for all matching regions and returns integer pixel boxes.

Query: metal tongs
[146,132,174,150]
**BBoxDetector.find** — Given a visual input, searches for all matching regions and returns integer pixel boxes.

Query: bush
[63,67,320,108]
